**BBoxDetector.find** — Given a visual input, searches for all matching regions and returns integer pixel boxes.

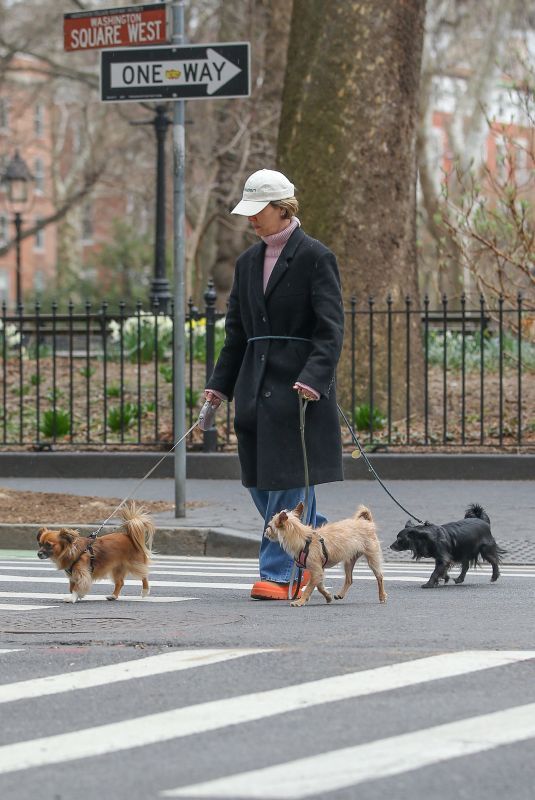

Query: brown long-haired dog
[36,502,155,603]
[265,502,387,607]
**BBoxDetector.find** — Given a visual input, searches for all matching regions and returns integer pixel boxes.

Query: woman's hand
[293,383,320,401]
[204,390,223,408]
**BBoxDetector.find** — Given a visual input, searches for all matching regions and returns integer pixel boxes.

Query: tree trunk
[278,0,426,426]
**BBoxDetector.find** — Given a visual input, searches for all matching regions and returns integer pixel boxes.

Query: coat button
[264,390,271,398]
[261,315,266,322]
[260,354,265,362]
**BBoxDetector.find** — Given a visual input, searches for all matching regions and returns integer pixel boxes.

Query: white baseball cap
[231,169,295,216]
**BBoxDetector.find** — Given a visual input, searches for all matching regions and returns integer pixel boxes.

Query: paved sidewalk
[0,476,533,562]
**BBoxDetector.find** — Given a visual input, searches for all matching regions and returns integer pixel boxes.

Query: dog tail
[464,503,490,525]
[355,505,373,523]
[120,501,155,562]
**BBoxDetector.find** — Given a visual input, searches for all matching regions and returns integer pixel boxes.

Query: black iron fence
[0,288,533,451]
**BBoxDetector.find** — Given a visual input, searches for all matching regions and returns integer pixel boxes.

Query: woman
[205,168,344,600]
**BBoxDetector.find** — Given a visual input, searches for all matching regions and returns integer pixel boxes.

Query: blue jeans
[249,487,328,583]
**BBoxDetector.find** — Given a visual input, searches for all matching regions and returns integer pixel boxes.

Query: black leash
[337,403,423,524]
[287,396,309,600]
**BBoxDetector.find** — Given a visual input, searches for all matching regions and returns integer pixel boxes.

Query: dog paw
[141,589,150,598]
[106,594,118,601]
[64,594,77,603]
[380,596,388,603]
[290,599,305,607]
[325,594,333,603]
[421,582,436,588]
[454,576,465,584]
[333,594,343,600]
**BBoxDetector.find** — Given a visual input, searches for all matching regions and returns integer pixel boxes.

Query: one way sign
[100,42,250,102]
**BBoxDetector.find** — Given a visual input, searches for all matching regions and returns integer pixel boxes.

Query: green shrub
[427,329,535,372]
[40,409,70,438]
[109,315,172,364]
[353,403,386,432]
[107,402,139,432]
[106,384,121,398]
[79,366,96,379]
[46,388,64,403]
[30,373,41,386]
[159,364,173,383]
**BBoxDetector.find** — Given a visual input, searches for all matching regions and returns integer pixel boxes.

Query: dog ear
[59,529,77,543]
[279,511,288,523]
[405,519,413,528]
[36,528,46,543]
[293,501,304,519]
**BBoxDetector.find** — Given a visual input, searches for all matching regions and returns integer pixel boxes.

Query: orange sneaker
[250,570,311,601]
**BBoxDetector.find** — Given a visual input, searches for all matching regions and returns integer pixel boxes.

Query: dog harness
[65,540,96,577]
[296,535,329,569]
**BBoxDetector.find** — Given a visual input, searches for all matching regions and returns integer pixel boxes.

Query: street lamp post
[130,106,172,312]
[152,105,172,312]
[13,211,22,310]
[2,151,34,308]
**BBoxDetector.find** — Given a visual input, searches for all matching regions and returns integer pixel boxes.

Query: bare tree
[417,0,518,301]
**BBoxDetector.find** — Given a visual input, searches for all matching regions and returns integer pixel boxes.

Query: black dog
[389,504,506,588]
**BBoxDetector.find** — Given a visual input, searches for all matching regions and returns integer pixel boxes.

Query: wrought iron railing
[0,288,532,451]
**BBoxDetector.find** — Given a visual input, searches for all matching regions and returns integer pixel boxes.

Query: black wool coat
[207,226,344,490]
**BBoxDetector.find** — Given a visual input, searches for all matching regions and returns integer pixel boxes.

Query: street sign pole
[172,0,186,517]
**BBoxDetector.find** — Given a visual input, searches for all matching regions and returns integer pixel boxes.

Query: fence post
[203,280,218,452]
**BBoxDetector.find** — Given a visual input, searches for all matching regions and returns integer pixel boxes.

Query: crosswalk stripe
[163,701,535,798]
[0,650,532,776]
[0,591,198,603]
[1,559,533,577]
[0,603,54,610]
[0,573,518,588]
[0,575,253,589]
[0,649,23,654]
[1,565,535,580]
[0,648,270,706]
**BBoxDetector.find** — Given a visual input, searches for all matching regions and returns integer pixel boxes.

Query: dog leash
[88,402,218,538]
[287,396,309,600]
[336,404,423,524]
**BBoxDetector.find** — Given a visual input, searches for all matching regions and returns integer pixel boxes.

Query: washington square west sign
[100,42,250,102]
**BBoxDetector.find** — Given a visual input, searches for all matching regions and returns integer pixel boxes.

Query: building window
[515,138,531,187]
[0,271,8,305]
[34,217,44,251]
[0,98,8,131]
[34,270,45,293]
[34,157,44,194]
[0,155,6,192]
[81,202,93,243]
[0,214,8,246]
[34,103,45,137]
[495,135,510,183]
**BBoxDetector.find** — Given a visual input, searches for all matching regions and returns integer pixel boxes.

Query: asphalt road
[0,551,534,800]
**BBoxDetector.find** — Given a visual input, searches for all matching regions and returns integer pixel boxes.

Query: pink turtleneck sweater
[261,216,300,291]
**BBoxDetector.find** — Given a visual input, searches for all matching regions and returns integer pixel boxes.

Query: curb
[0,522,259,558]
[0,452,534,480]
[6,523,533,564]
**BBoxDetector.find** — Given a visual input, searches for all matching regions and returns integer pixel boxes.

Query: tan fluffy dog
[265,501,387,607]
[36,502,155,603]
